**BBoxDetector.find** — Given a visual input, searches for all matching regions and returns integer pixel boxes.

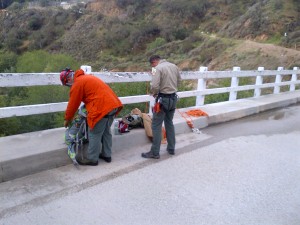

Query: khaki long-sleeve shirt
[150,59,181,95]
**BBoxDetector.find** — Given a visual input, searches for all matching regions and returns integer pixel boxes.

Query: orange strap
[177,109,195,129]
[177,109,208,130]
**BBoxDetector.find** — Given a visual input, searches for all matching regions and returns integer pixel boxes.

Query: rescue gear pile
[120,108,144,131]
[177,108,208,134]
[122,114,144,128]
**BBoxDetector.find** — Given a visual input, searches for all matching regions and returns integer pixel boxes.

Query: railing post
[229,67,240,101]
[80,65,92,73]
[254,67,264,98]
[196,66,207,106]
[290,67,298,92]
[274,67,283,94]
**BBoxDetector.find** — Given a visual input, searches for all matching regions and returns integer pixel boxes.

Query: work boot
[141,151,160,159]
[75,155,98,166]
[99,154,112,163]
[167,149,175,155]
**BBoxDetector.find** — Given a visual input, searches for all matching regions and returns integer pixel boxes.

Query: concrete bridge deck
[1,91,300,183]
[0,94,299,224]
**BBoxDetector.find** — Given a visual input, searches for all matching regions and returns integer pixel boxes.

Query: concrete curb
[1,91,299,182]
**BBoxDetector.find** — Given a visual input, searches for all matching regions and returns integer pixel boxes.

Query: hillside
[0,0,300,136]
[0,0,299,72]
[208,40,300,70]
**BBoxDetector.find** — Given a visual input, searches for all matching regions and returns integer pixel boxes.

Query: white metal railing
[0,66,300,119]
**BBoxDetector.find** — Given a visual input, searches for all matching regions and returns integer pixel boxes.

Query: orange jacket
[65,69,123,129]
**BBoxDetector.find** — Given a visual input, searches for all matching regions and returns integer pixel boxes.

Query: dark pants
[87,108,118,162]
[150,94,178,156]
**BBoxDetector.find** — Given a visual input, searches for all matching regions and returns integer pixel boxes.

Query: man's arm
[150,69,161,96]
[177,67,182,88]
[65,84,83,122]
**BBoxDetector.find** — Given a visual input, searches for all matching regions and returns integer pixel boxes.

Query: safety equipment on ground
[177,109,208,134]
[65,105,88,166]
[118,120,129,133]
[122,113,144,128]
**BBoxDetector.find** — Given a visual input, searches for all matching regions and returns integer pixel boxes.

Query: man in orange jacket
[60,68,123,166]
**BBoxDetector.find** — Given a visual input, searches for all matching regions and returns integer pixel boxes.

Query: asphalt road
[1,104,300,225]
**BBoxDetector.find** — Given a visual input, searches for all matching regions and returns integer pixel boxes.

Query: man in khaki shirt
[142,55,181,159]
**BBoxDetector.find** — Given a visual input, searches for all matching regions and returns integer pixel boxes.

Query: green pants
[87,116,114,162]
[150,95,177,156]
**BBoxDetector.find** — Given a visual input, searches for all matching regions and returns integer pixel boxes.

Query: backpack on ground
[121,108,144,130]
[65,105,88,165]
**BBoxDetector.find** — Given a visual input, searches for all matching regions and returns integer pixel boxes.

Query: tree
[39,0,50,7]
[28,15,44,30]
[162,0,209,20]
[0,0,13,9]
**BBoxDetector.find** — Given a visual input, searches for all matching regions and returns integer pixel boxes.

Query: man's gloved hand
[64,120,71,128]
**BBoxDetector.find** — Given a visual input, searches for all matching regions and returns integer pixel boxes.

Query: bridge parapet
[0,67,300,182]
[0,66,300,119]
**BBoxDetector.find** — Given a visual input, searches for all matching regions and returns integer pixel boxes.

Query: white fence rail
[0,66,300,119]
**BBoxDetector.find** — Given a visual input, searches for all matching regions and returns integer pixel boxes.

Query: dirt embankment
[86,0,122,16]
[207,40,300,70]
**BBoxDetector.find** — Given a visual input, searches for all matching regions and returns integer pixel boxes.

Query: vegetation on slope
[0,0,298,71]
[0,0,300,136]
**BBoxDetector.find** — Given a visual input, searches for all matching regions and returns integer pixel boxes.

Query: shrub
[28,15,43,30]
[274,0,283,10]
[116,0,151,13]
[0,118,22,137]
[0,0,13,9]
[162,0,209,20]
[54,11,69,25]
[116,0,133,8]
[146,38,167,51]
[173,28,189,40]
[8,2,23,10]
[128,23,160,51]
[39,0,50,7]
[29,32,48,50]
[0,50,17,72]
[5,33,22,53]
[16,28,28,40]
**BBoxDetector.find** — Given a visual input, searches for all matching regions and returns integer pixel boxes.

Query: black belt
[158,93,176,98]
